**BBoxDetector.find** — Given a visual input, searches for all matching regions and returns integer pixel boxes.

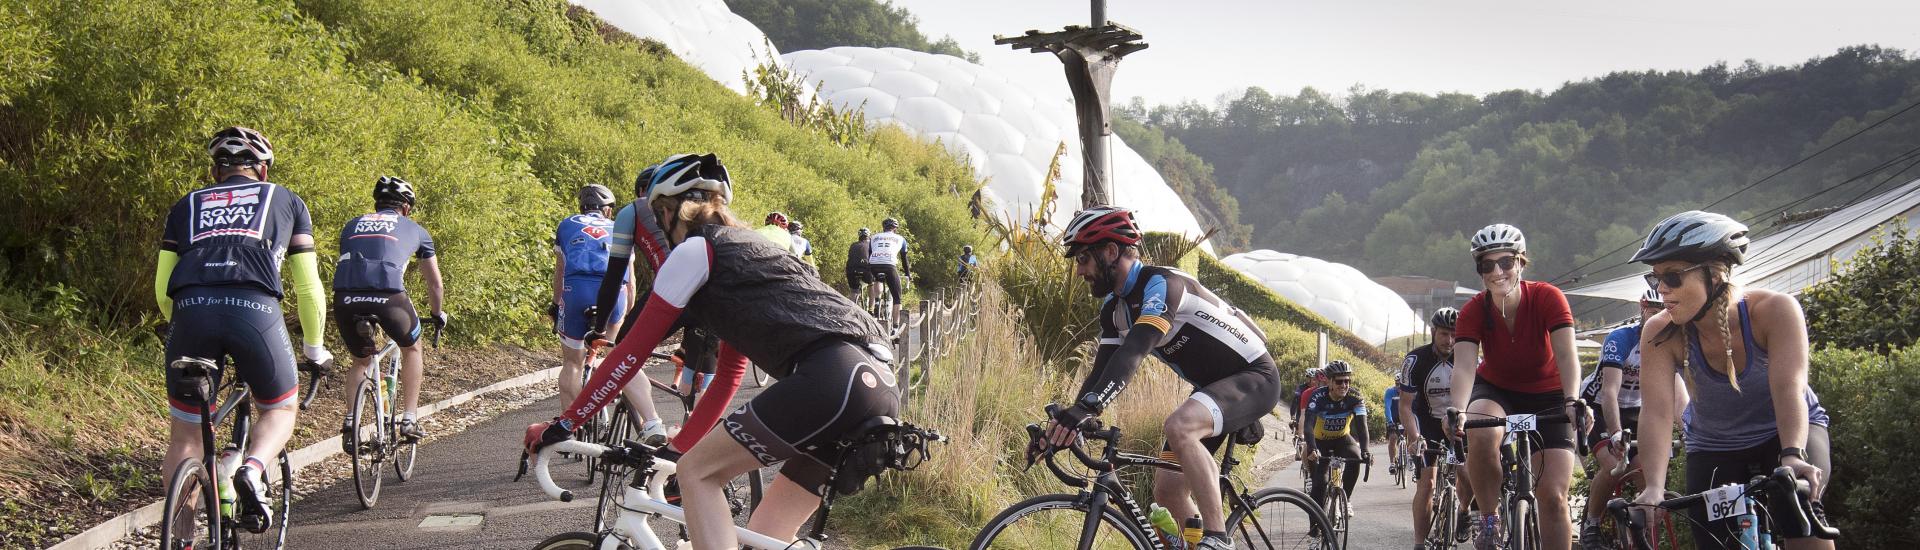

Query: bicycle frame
[1453,405,1589,547]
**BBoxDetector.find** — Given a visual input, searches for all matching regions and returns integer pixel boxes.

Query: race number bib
[1704,484,1751,522]
[1506,414,1538,433]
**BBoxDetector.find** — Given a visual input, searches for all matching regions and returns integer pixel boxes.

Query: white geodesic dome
[782,47,1214,254]
[568,0,779,94]
[1222,250,1426,345]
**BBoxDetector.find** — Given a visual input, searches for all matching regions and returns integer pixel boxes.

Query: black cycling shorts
[721,340,900,497]
[1415,414,1449,467]
[1162,359,1281,455]
[1584,406,1641,453]
[845,267,871,289]
[869,264,903,305]
[334,290,420,358]
[1468,380,1576,452]
[165,287,299,422]
[1682,427,1833,548]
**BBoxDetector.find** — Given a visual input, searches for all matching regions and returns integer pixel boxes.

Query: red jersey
[1454,280,1575,393]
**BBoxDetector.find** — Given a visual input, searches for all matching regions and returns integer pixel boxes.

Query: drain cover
[418,514,484,528]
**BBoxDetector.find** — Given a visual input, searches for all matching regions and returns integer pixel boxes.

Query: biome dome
[568,0,780,94]
[1222,250,1426,345]
[783,47,1213,254]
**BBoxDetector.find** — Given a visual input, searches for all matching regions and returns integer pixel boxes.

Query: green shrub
[1801,224,1920,352]
[1808,345,1920,548]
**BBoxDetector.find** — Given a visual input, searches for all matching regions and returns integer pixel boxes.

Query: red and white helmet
[1061,205,1141,257]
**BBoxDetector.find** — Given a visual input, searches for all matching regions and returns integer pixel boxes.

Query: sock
[642,418,663,432]
[1481,514,1500,534]
[403,411,418,423]
[244,456,266,473]
[1203,529,1226,539]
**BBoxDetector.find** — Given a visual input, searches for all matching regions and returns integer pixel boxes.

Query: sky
[889,0,1920,107]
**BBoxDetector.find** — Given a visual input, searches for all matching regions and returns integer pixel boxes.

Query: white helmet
[1640,288,1663,305]
[646,153,732,204]
[1470,223,1526,257]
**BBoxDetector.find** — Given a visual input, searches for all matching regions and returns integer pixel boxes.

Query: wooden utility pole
[995,0,1147,207]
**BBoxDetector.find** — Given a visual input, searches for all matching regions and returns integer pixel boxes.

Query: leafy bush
[1801,224,1919,352]
[1807,345,1920,548]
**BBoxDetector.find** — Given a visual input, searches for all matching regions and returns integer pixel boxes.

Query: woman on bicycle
[1627,211,1833,550]
[526,153,897,549]
[1446,223,1586,550]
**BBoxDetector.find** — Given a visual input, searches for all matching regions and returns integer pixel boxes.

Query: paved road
[1277,442,1423,550]
[285,357,774,550]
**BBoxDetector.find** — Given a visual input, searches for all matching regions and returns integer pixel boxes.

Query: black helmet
[373,175,415,207]
[632,164,659,204]
[858,227,871,239]
[882,218,899,230]
[1323,360,1353,377]
[963,245,974,254]
[206,126,275,168]
[787,220,804,233]
[578,184,615,210]
[1430,307,1459,330]
[1630,211,1750,266]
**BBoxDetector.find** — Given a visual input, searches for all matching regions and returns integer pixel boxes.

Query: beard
[1086,271,1117,298]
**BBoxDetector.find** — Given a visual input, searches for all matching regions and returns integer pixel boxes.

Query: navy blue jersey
[333,209,436,292]
[160,176,313,297]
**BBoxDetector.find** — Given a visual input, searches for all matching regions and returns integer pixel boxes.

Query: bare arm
[1634,313,1681,499]
[1449,341,1480,414]
[1397,393,1420,443]
[551,246,565,306]
[1600,367,1624,435]
[1757,291,1816,486]
[419,255,445,316]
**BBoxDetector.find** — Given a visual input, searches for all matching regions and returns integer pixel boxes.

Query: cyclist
[1445,223,1587,550]
[332,176,447,442]
[553,185,635,419]
[866,218,910,314]
[1625,211,1833,550]
[1385,384,1403,476]
[1300,361,1371,517]
[845,227,871,293]
[1042,206,1280,550]
[787,219,817,269]
[156,126,332,533]
[956,245,979,279]
[1290,367,1327,424]
[1574,288,1687,547]
[1399,307,1476,548]
[757,211,798,254]
[527,153,897,549]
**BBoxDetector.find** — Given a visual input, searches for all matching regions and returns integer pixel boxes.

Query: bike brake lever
[514,452,530,482]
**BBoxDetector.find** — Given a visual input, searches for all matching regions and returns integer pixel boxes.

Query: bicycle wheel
[593,402,633,533]
[1427,483,1457,549]
[160,456,220,550]
[232,451,292,549]
[1328,487,1350,549]
[969,493,1154,549]
[1507,498,1536,550]
[751,362,770,387]
[1227,487,1332,550]
[348,377,385,509]
[392,417,419,482]
[530,531,600,550]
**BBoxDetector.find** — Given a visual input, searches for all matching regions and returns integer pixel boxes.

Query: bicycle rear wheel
[231,451,292,549]
[1227,487,1333,550]
[969,493,1154,549]
[530,531,600,550]
[160,456,220,550]
[348,377,385,509]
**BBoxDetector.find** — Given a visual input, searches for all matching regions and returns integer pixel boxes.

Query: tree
[1801,224,1920,352]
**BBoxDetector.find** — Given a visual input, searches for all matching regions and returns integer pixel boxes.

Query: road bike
[969,406,1333,549]
[341,315,444,508]
[159,352,323,550]
[1605,466,1838,550]
[1419,439,1469,549]
[1450,404,1589,550]
[1577,429,1680,549]
[1389,425,1415,489]
[1307,454,1366,549]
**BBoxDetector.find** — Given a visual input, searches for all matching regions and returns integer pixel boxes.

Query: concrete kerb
[50,366,562,550]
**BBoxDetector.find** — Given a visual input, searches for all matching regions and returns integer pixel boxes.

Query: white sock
[641,418,663,432]
[403,411,417,423]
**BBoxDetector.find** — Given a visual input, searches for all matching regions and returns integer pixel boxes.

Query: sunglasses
[1476,255,1520,274]
[1643,263,1708,291]
[1331,378,1353,386]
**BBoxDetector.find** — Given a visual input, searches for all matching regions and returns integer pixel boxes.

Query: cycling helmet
[882,218,899,231]
[372,175,415,207]
[787,220,804,233]
[858,227,871,239]
[578,184,615,210]
[1323,360,1353,377]
[1629,210,1750,266]
[1061,205,1142,257]
[632,164,659,203]
[1306,367,1324,379]
[647,153,732,204]
[963,245,974,254]
[1430,307,1459,330]
[1470,223,1526,257]
[206,126,275,168]
[766,211,789,228]
[1640,288,1663,305]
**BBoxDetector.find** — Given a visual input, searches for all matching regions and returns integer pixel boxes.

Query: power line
[1734,154,1920,271]
[1741,144,1920,224]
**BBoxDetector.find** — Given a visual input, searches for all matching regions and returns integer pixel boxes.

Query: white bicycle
[529,418,947,550]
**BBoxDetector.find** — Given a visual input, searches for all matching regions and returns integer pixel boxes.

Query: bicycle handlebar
[533,439,610,502]
[1608,466,1839,546]
[1446,400,1591,456]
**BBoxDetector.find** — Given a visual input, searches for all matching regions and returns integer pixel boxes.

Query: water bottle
[216,447,241,517]
[1148,504,1182,547]
[382,371,399,406]
[1182,516,1204,547]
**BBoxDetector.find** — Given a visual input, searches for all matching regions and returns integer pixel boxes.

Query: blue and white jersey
[556,213,617,278]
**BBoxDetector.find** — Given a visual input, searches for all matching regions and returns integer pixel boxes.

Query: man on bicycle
[1300,361,1371,518]
[1400,307,1476,547]
[1385,384,1403,476]
[845,227,871,293]
[333,176,447,442]
[1575,289,1688,548]
[554,185,635,425]
[787,219,817,269]
[156,126,333,532]
[866,217,910,316]
[1289,367,1326,424]
[1044,206,1281,550]
[956,245,979,279]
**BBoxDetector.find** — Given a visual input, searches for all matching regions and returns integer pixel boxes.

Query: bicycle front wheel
[593,402,633,533]
[969,493,1154,550]
[232,451,292,549]
[1329,487,1351,549]
[1426,483,1458,549]
[1506,498,1536,550]
[1228,487,1333,550]
[530,531,600,550]
[161,456,219,550]
[348,377,385,509]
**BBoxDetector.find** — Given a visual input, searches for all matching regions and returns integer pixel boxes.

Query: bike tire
[393,417,418,482]
[231,450,292,549]
[348,377,385,509]
[1330,487,1350,550]
[968,493,1155,550]
[1426,482,1457,549]
[1227,486,1335,550]
[529,531,600,550]
[594,402,633,533]
[161,456,221,550]
[1507,498,1536,550]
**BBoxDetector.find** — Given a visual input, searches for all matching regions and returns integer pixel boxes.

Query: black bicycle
[159,354,324,550]
[1605,466,1838,550]
[969,406,1333,549]
[1449,403,1589,550]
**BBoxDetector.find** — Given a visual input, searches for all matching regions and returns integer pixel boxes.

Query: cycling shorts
[1584,406,1641,454]
[164,287,299,423]
[1682,426,1833,548]
[1469,379,1575,452]
[1165,359,1281,454]
[334,290,420,358]
[1414,414,1451,468]
[720,340,900,497]
[868,264,903,306]
[558,275,626,348]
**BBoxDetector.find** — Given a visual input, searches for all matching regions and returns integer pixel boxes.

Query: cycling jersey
[556,213,617,277]
[1076,261,1271,411]
[1383,386,1401,426]
[333,209,435,293]
[160,176,313,298]
[1303,386,1368,441]
[608,202,671,269]
[1396,343,1455,420]
[1681,298,1831,452]
[790,233,815,266]
[755,224,799,254]
[1454,281,1576,392]
[866,231,908,266]
[1579,324,1646,408]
